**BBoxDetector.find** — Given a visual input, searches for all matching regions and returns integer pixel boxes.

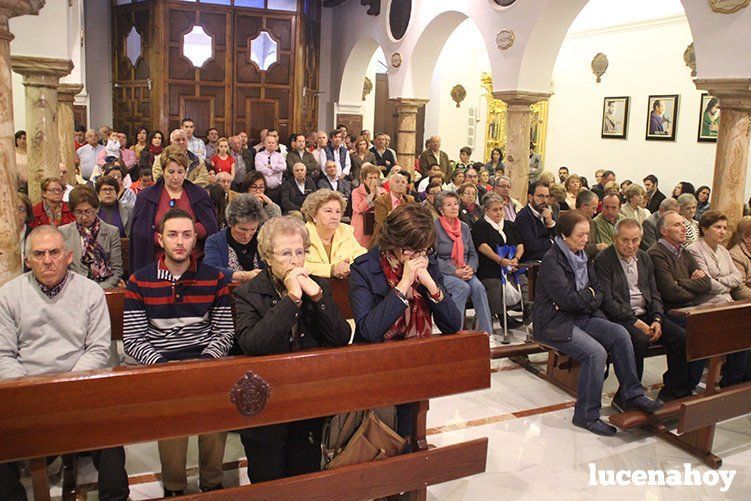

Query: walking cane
[496,244,512,344]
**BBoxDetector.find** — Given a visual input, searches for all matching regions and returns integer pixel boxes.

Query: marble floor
[23,326,751,500]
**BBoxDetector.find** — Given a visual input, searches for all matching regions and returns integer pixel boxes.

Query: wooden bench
[609,300,751,468]
[0,333,490,500]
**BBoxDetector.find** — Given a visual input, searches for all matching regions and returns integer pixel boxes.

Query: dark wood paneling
[336,114,363,136]
[374,72,393,137]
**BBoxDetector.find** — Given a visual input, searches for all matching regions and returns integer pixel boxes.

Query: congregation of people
[5,120,751,499]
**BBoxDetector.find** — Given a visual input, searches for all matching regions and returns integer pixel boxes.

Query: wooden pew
[609,300,751,468]
[0,333,490,500]
[120,237,130,279]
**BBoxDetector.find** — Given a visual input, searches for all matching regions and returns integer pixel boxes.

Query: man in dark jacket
[516,181,556,262]
[595,218,692,402]
[286,133,320,180]
[644,174,667,214]
[281,162,317,214]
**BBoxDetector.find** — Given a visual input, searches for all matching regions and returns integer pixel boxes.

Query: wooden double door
[113,0,319,145]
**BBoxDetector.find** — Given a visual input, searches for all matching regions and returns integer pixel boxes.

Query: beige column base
[0,1,47,286]
[57,83,84,176]
[695,78,751,238]
[493,91,551,202]
[390,98,429,175]
[11,55,73,203]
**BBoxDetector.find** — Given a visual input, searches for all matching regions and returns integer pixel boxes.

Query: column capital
[492,90,551,107]
[0,1,44,40]
[57,83,83,103]
[11,55,73,87]
[695,78,751,112]
[389,97,429,110]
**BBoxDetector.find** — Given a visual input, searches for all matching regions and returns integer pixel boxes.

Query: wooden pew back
[676,298,751,361]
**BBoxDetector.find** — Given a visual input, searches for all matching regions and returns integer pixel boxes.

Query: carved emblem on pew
[230,371,271,416]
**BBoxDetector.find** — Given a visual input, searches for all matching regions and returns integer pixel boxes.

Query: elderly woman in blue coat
[204,193,266,282]
[350,204,462,439]
[533,211,662,436]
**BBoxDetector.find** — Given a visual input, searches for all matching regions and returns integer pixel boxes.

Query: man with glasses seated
[0,225,129,500]
[515,181,556,262]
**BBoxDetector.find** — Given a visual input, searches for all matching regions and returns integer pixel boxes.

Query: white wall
[362,48,386,135]
[423,19,490,164]
[9,0,86,131]
[545,15,751,198]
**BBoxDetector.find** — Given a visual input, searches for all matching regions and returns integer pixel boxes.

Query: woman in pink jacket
[351,163,385,248]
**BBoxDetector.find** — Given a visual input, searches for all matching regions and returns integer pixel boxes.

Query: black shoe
[572,418,617,436]
[504,315,523,329]
[624,395,663,414]
[201,483,224,492]
[164,488,185,497]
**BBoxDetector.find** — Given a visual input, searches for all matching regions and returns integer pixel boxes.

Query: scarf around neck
[439,216,465,268]
[555,236,588,291]
[379,252,432,340]
[77,218,113,282]
[484,214,507,243]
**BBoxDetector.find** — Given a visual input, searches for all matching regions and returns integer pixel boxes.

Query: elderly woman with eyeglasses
[30,177,76,228]
[96,175,133,238]
[677,193,700,244]
[204,194,266,283]
[241,171,282,219]
[59,186,124,289]
[233,216,351,483]
[303,189,366,279]
[129,145,217,273]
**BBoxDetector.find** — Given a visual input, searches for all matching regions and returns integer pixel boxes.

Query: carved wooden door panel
[165,5,233,138]
[233,11,296,145]
[112,3,153,140]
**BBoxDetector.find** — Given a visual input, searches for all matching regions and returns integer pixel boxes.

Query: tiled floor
[24,327,751,500]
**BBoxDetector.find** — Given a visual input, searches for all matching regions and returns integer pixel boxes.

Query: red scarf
[439,216,465,268]
[379,252,432,339]
[149,144,164,156]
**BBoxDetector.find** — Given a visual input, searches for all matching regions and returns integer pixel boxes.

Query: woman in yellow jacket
[303,189,367,278]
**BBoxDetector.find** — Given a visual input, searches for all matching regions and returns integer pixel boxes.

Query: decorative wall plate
[591,53,609,83]
[684,42,697,77]
[362,76,373,101]
[709,0,750,14]
[495,29,515,50]
[451,84,467,107]
[391,52,402,68]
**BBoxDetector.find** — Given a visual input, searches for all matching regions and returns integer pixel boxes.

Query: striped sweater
[123,256,234,364]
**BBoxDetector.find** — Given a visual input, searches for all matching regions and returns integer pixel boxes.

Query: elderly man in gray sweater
[0,225,129,501]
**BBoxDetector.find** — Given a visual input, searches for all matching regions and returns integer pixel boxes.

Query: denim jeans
[443,274,494,335]
[542,316,643,422]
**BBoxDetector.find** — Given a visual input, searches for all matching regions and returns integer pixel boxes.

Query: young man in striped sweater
[123,208,233,496]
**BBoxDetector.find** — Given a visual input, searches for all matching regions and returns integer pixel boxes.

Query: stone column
[493,91,551,202]
[57,83,83,173]
[390,98,429,174]
[11,55,73,203]
[0,0,45,287]
[695,78,751,237]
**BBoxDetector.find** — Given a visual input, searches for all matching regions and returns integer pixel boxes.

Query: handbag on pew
[321,407,406,470]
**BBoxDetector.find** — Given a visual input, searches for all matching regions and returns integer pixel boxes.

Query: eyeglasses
[74,209,97,217]
[401,247,431,257]
[45,188,64,194]
[273,248,307,261]
[532,193,547,200]
[100,187,117,194]
[249,184,265,192]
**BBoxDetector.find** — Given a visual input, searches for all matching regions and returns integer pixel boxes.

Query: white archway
[338,37,384,106]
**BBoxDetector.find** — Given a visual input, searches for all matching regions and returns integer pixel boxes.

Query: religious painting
[601,97,629,139]
[697,93,720,142]
[645,95,679,141]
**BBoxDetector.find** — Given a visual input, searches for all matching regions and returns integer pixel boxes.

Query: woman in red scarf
[433,191,494,335]
[350,204,462,439]
[30,177,75,228]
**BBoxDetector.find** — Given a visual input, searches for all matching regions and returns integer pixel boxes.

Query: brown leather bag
[322,407,406,470]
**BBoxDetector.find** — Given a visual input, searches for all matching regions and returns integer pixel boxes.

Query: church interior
[1,0,751,499]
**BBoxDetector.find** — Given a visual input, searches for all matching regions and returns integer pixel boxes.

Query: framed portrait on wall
[601,97,629,139]
[645,94,679,141]
[697,93,719,142]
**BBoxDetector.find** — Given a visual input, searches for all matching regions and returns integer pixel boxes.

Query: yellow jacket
[305,221,367,278]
